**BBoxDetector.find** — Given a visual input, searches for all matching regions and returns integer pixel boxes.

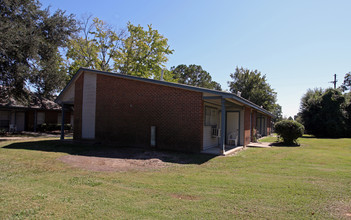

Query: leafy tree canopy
[228,67,277,112]
[153,69,178,83]
[114,22,173,78]
[271,103,283,123]
[66,16,123,77]
[299,88,349,138]
[341,72,351,92]
[0,0,77,98]
[66,18,173,80]
[170,64,222,90]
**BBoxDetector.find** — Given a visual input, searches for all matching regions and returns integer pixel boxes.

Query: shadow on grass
[299,135,316,139]
[300,135,347,140]
[3,140,215,165]
[269,142,301,147]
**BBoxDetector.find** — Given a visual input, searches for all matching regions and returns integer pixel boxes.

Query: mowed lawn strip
[0,136,350,219]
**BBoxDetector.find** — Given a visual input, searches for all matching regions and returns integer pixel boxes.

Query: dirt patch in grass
[326,200,351,219]
[59,155,170,171]
[58,147,211,172]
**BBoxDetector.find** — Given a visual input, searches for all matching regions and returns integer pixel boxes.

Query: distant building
[0,90,73,132]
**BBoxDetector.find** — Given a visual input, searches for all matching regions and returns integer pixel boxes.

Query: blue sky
[41,0,351,117]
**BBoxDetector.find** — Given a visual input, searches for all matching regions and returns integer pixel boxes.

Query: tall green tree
[299,88,323,135]
[66,16,123,77]
[341,72,351,92]
[67,19,173,80]
[271,104,283,123]
[344,93,351,136]
[0,0,77,98]
[299,88,347,137]
[153,69,178,83]
[170,64,222,90]
[114,23,173,78]
[30,51,68,97]
[319,89,346,137]
[228,67,278,111]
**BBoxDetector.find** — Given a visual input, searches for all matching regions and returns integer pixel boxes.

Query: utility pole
[329,74,337,89]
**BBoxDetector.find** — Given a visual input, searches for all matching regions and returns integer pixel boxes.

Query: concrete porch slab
[201,145,244,156]
[223,146,244,156]
[247,142,272,148]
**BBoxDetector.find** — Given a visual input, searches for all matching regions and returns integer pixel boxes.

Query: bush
[274,120,304,145]
[38,123,72,132]
[0,128,7,136]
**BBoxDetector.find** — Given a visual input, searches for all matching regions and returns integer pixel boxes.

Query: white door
[226,112,240,145]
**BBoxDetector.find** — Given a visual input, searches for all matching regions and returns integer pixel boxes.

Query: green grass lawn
[0,136,350,219]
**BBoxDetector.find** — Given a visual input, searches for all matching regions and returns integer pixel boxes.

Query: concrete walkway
[201,145,245,156]
[0,132,72,141]
[247,142,273,148]
[0,137,33,141]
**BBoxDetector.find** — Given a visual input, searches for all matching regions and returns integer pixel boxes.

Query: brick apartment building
[56,68,274,154]
[0,91,73,132]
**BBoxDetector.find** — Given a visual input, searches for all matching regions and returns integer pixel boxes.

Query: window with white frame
[205,107,218,126]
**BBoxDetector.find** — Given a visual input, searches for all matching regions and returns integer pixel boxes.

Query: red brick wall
[45,111,58,124]
[95,74,204,153]
[44,110,71,124]
[25,110,66,131]
[73,73,84,140]
[244,107,251,146]
[251,110,257,141]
